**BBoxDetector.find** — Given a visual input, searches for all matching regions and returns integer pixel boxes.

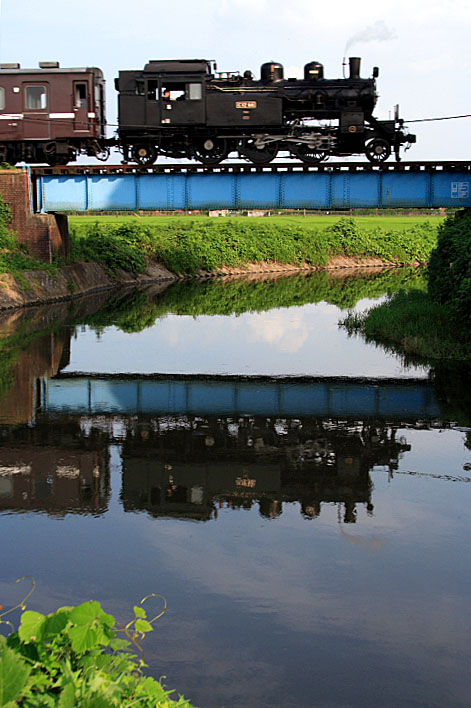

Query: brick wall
[0,169,69,262]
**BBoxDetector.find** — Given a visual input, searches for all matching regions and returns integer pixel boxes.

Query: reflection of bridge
[40,373,441,420]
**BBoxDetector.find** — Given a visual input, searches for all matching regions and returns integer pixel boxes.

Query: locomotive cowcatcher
[0,62,107,165]
[116,56,415,165]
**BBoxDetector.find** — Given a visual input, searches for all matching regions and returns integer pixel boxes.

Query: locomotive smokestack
[349,57,361,79]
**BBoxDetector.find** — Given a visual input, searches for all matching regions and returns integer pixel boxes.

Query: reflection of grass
[84,268,427,333]
[341,289,471,362]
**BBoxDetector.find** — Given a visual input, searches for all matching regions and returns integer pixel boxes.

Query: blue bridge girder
[32,161,471,212]
[39,374,442,421]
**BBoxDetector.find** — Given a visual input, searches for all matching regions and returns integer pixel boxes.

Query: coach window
[75,83,87,108]
[188,83,202,100]
[0,88,4,110]
[26,86,47,110]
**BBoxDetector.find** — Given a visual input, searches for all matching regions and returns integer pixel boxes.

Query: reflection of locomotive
[0,56,415,166]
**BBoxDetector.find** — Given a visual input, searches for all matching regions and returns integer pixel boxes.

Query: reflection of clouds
[245,309,309,354]
[146,508,471,665]
[139,451,471,705]
[65,306,427,378]
[339,527,385,554]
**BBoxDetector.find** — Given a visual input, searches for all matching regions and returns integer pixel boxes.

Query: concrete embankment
[0,262,177,310]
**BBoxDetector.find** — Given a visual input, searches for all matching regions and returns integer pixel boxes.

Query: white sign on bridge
[451,182,470,199]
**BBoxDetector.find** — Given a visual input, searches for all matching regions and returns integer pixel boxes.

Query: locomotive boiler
[116,56,415,165]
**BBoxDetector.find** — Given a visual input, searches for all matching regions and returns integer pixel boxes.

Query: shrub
[428,209,471,323]
[70,222,153,276]
[69,217,438,276]
[0,592,197,707]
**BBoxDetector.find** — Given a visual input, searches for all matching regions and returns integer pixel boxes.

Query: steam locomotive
[0,57,415,166]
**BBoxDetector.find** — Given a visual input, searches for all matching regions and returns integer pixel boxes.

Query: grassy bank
[341,210,471,364]
[342,289,471,363]
[69,216,438,275]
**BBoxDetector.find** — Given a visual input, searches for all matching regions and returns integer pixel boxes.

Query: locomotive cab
[117,62,209,130]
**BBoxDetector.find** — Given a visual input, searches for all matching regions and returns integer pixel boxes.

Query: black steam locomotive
[0,56,415,166]
[116,56,415,165]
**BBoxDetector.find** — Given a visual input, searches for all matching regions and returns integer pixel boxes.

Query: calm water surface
[1,271,470,708]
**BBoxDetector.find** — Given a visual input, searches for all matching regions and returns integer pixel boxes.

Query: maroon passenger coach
[0,62,107,165]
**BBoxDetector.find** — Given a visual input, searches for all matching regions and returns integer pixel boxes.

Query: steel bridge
[39,373,442,420]
[32,161,471,212]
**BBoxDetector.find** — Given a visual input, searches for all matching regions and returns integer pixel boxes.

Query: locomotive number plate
[236,101,257,109]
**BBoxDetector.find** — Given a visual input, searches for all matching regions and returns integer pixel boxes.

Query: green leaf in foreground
[69,600,103,625]
[135,618,154,633]
[67,624,99,653]
[0,642,31,705]
[18,609,46,643]
[58,682,76,708]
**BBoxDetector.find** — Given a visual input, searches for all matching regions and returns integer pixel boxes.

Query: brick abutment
[0,169,69,262]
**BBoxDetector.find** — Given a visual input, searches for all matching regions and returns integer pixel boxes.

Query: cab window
[188,83,202,100]
[26,86,47,110]
[0,88,5,110]
[161,82,185,101]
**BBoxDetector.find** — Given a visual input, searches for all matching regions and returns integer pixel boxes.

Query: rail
[30,160,471,176]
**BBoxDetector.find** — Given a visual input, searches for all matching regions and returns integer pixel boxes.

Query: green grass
[69,212,445,233]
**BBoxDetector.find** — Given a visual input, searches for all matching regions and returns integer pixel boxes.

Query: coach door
[0,87,8,136]
[158,79,205,125]
[23,83,50,139]
[73,81,90,133]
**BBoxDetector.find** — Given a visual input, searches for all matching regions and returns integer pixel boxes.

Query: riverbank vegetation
[342,210,471,363]
[0,592,197,707]
[69,217,438,275]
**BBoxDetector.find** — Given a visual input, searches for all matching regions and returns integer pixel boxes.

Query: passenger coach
[0,62,107,165]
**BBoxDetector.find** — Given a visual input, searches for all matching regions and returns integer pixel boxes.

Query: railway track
[30,160,471,177]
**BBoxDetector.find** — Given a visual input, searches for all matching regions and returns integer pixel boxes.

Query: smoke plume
[345,20,397,54]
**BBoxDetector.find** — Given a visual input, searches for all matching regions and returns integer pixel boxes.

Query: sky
[0,0,469,161]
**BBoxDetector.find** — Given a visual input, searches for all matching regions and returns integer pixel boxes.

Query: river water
[1,269,471,708]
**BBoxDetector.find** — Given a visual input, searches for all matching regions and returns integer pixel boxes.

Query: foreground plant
[0,579,197,707]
